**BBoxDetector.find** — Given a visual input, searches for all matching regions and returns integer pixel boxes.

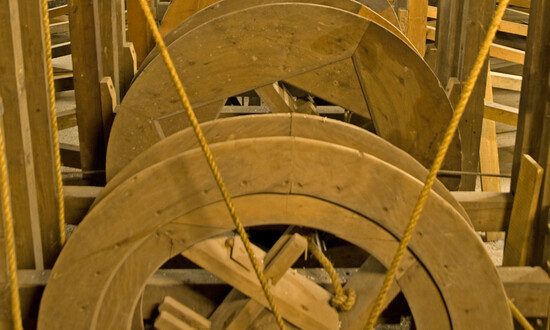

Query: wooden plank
[404,0,428,55]
[504,154,544,266]
[0,98,7,284]
[503,0,531,8]
[504,7,529,23]
[498,266,550,318]
[511,0,550,268]
[116,0,137,98]
[452,191,513,232]
[490,71,523,91]
[484,101,519,126]
[158,296,211,330]
[0,0,44,270]
[68,0,106,182]
[490,43,525,64]
[100,77,116,145]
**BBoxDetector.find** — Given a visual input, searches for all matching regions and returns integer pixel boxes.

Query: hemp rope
[41,0,66,247]
[0,115,23,329]
[135,0,285,328]
[365,0,530,329]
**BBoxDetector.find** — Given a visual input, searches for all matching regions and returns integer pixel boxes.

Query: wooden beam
[57,109,77,130]
[484,101,519,126]
[59,143,80,169]
[511,0,550,268]
[154,311,195,330]
[157,297,210,330]
[504,154,544,266]
[51,41,71,58]
[490,43,525,64]
[68,0,106,183]
[48,4,68,18]
[49,20,69,34]
[126,0,154,67]
[98,0,120,103]
[452,191,513,232]
[255,82,297,113]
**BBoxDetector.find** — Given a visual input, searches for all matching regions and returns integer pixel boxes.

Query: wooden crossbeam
[484,101,519,126]
[490,72,522,91]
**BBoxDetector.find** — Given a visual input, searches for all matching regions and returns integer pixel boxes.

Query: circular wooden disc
[107,3,461,188]
[100,114,470,224]
[40,137,511,329]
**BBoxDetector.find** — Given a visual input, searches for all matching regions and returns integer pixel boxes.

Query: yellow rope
[41,0,66,247]
[307,237,356,312]
[508,298,535,330]
[365,1,511,328]
[135,0,285,328]
[0,112,23,329]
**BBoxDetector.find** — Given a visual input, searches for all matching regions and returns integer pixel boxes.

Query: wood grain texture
[40,137,511,329]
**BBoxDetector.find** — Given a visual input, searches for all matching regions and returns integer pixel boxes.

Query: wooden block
[452,191,513,232]
[504,154,544,266]
[498,266,550,318]
[158,296,211,330]
[484,101,519,126]
[154,311,195,330]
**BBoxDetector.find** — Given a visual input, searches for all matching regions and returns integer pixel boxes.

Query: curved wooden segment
[42,138,512,329]
[108,3,461,184]
[101,114,470,224]
[356,0,400,28]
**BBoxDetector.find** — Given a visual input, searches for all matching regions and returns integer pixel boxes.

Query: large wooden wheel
[106,2,462,189]
[39,133,512,329]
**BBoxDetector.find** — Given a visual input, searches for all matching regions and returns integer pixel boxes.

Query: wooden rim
[107,3,461,188]
[100,114,470,224]
[41,137,511,329]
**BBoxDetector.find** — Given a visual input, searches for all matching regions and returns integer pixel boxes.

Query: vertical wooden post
[116,0,137,98]
[68,0,106,183]
[0,0,45,270]
[512,0,550,268]
[98,0,120,103]
[436,0,494,190]
[18,0,62,268]
[394,0,428,55]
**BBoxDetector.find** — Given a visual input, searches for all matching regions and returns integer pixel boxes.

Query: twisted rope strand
[135,0,285,328]
[365,1,511,328]
[41,0,66,247]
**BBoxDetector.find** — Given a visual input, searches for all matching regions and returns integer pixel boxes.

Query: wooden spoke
[107,3,461,185]
[40,137,510,329]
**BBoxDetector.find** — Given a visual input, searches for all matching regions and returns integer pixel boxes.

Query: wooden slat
[57,109,77,130]
[504,154,544,265]
[51,41,71,58]
[48,4,68,18]
[490,71,522,91]
[68,0,106,182]
[49,20,69,34]
[154,311,195,330]
[490,43,525,64]
[60,143,81,168]
[255,82,297,113]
